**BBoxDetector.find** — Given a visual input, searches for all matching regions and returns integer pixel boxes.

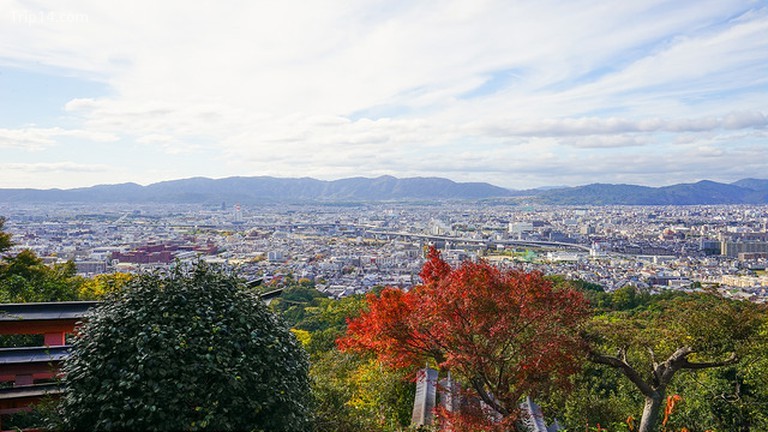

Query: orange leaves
[626,416,636,432]
[662,394,683,431]
[337,287,437,368]
[339,247,591,425]
[419,246,453,286]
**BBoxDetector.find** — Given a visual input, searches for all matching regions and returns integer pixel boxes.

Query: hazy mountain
[1,176,766,205]
[731,178,768,192]
[535,180,768,205]
[0,176,512,204]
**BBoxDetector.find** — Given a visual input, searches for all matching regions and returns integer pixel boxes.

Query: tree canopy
[0,250,84,303]
[0,217,12,254]
[267,284,417,431]
[583,287,768,432]
[0,216,88,303]
[54,262,312,431]
[339,248,590,430]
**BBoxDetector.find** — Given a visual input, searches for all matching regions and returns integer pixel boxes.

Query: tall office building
[233,203,243,223]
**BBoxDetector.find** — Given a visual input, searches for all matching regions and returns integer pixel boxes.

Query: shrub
[55,262,312,431]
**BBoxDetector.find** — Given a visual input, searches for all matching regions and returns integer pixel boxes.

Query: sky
[0,0,766,190]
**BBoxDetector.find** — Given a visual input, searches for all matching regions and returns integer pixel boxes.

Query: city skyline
[1,1,766,190]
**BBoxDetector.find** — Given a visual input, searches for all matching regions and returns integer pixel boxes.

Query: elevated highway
[363,229,591,252]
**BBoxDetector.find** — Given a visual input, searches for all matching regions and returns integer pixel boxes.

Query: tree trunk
[638,391,664,432]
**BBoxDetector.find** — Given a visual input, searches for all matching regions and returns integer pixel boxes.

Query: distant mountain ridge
[731,178,768,192]
[0,175,512,204]
[533,180,768,205]
[0,176,766,205]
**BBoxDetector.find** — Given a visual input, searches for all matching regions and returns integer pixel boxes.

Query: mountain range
[534,179,768,205]
[0,176,767,205]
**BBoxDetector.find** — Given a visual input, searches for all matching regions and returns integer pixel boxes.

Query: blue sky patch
[0,66,109,128]
[459,68,523,100]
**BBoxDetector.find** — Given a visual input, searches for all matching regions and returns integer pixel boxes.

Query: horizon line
[0,174,764,192]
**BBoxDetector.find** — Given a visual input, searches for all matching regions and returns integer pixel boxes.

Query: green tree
[76,272,132,299]
[268,285,412,431]
[54,262,312,431]
[0,218,85,303]
[585,291,767,432]
[269,286,367,357]
[269,285,329,329]
[0,250,84,303]
[311,350,414,432]
[0,216,12,254]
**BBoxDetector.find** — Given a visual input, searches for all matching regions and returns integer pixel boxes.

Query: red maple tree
[338,247,590,430]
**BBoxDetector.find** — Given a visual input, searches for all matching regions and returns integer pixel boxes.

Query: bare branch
[657,346,694,385]
[647,347,658,369]
[667,346,695,364]
[619,346,628,364]
[588,351,654,397]
[648,347,661,387]
[469,377,509,417]
[681,352,738,370]
[656,347,737,387]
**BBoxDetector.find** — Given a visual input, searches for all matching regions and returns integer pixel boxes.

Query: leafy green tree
[0,250,84,303]
[646,316,768,432]
[311,350,414,432]
[0,218,85,303]
[54,262,312,431]
[270,285,329,329]
[545,361,642,430]
[76,272,132,299]
[0,216,12,254]
[268,285,412,430]
[269,286,367,357]
[585,290,767,432]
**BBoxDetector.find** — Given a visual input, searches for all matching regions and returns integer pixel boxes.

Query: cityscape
[3,200,767,303]
[2,0,767,430]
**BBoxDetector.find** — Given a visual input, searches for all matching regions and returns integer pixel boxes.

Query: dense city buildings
[720,232,768,257]
[1,202,766,303]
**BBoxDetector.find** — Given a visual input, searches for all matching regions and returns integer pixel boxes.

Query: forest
[274,250,768,432]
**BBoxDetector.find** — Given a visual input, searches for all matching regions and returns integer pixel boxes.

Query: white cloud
[0,162,120,189]
[567,135,650,149]
[0,128,56,150]
[722,111,768,129]
[487,112,766,137]
[0,127,117,150]
[0,162,109,173]
[64,98,100,112]
[0,0,766,188]
[135,134,174,145]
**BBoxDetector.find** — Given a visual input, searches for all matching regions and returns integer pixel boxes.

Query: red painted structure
[0,302,97,426]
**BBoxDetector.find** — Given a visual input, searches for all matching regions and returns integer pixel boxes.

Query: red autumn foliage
[338,247,591,428]
[435,401,514,432]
